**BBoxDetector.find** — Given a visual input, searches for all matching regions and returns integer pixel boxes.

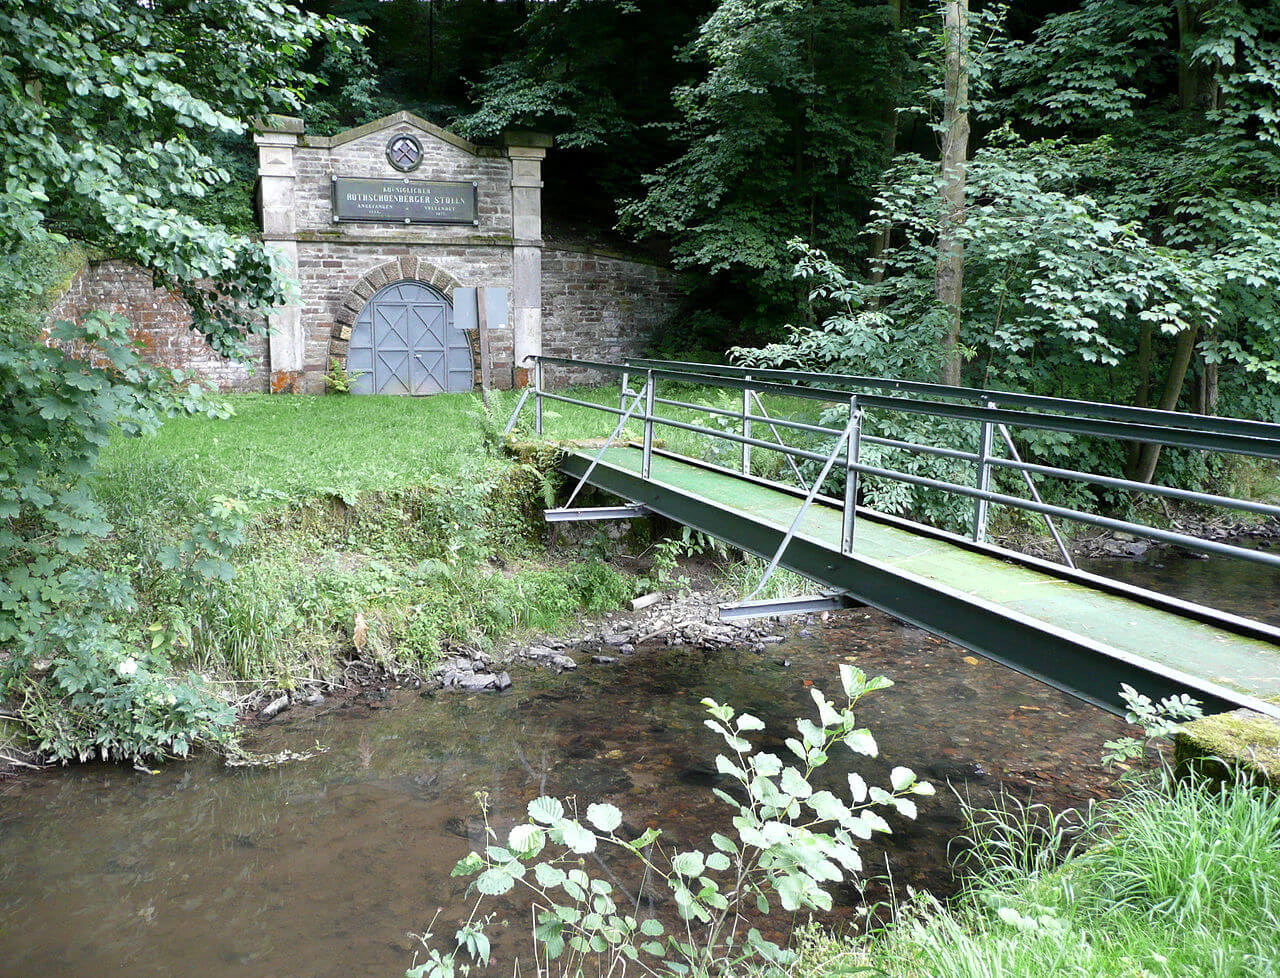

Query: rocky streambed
[432,588,798,693]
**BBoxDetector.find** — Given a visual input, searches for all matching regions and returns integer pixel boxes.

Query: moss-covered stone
[1174,707,1280,790]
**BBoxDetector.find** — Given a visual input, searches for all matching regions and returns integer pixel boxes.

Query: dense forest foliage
[275,0,1280,426]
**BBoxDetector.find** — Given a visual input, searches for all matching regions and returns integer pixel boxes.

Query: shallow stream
[1,546,1276,978]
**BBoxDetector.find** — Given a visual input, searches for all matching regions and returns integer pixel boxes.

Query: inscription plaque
[331,177,478,225]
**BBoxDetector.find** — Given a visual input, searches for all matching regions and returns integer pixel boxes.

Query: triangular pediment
[306,111,481,156]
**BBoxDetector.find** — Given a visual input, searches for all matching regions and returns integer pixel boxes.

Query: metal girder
[718,592,862,622]
[646,445,1280,643]
[544,504,651,523]
[558,451,1280,721]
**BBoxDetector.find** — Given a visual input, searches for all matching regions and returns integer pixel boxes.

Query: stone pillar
[504,131,552,387]
[254,115,305,393]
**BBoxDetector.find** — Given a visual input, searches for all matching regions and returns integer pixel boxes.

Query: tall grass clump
[805,776,1280,977]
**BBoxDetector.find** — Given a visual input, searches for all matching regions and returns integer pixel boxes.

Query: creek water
[1,546,1276,978]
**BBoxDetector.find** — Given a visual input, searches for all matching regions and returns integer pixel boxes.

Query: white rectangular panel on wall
[482,287,509,329]
[453,287,477,331]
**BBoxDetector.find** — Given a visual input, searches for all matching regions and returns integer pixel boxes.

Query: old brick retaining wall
[47,259,268,392]
[46,247,680,394]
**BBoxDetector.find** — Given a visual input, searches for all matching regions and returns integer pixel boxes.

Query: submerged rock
[260,695,289,720]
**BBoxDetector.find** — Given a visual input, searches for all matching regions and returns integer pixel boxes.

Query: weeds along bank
[414,680,1280,978]
[1,392,638,767]
[790,777,1280,977]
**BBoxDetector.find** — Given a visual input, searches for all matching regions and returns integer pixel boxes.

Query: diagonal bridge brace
[719,408,863,622]
[541,383,653,524]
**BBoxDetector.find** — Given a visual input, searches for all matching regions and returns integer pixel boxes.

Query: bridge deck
[567,445,1280,716]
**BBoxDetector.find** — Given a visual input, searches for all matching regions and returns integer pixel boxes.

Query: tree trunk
[1125,321,1154,473]
[936,0,969,386]
[1175,1,1221,112]
[1198,357,1219,415]
[869,0,904,285]
[1130,325,1200,483]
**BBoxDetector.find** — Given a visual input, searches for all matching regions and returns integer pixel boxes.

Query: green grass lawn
[100,389,530,502]
[96,382,835,513]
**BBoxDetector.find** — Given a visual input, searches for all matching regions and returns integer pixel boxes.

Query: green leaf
[451,851,485,877]
[475,867,514,895]
[561,820,597,854]
[528,796,565,825]
[843,729,878,756]
[671,850,705,877]
[780,765,812,799]
[848,772,868,803]
[509,824,545,857]
[533,862,566,888]
[808,790,849,823]
[640,918,664,937]
[586,802,622,833]
[890,766,915,791]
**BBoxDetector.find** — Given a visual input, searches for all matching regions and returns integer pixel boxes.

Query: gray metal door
[348,281,473,395]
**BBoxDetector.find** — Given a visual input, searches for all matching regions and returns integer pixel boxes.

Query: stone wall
[540,248,682,386]
[40,113,683,397]
[47,259,268,392]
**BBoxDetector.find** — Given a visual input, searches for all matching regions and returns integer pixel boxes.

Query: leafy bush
[408,665,932,978]
[0,313,238,763]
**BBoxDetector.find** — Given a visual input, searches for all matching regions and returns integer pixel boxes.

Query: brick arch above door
[328,257,472,384]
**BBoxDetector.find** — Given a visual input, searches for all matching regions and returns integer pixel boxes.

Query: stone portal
[254,112,550,393]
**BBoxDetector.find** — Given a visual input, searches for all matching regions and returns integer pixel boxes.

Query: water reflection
[1079,540,1280,627]
[0,606,1136,978]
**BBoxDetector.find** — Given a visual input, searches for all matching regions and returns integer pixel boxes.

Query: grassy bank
[795,777,1280,976]
[95,391,650,686]
[4,390,651,765]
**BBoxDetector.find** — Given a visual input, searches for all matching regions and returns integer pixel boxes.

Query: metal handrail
[623,356,1280,445]
[516,355,1280,573]
[542,354,1280,460]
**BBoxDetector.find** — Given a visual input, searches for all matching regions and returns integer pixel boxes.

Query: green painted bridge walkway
[561,444,1280,719]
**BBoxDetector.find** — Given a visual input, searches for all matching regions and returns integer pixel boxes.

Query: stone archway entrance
[348,280,474,395]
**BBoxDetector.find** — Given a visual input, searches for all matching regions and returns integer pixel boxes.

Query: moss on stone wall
[1174,706,1280,789]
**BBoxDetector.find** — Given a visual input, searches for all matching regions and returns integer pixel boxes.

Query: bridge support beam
[718,592,863,622]
[544,504,651,522]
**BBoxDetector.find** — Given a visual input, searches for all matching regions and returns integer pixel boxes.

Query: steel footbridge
[506,356,1280,720]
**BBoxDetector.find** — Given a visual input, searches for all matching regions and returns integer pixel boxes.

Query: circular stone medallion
[386,133,424,172]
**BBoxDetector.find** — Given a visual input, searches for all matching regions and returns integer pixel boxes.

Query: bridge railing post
[534,358,544,436]
[742,374,753,475]
[842,395,861,555]
[642,369,655,479]
[973,401,994,541]
[619,365,630,412]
